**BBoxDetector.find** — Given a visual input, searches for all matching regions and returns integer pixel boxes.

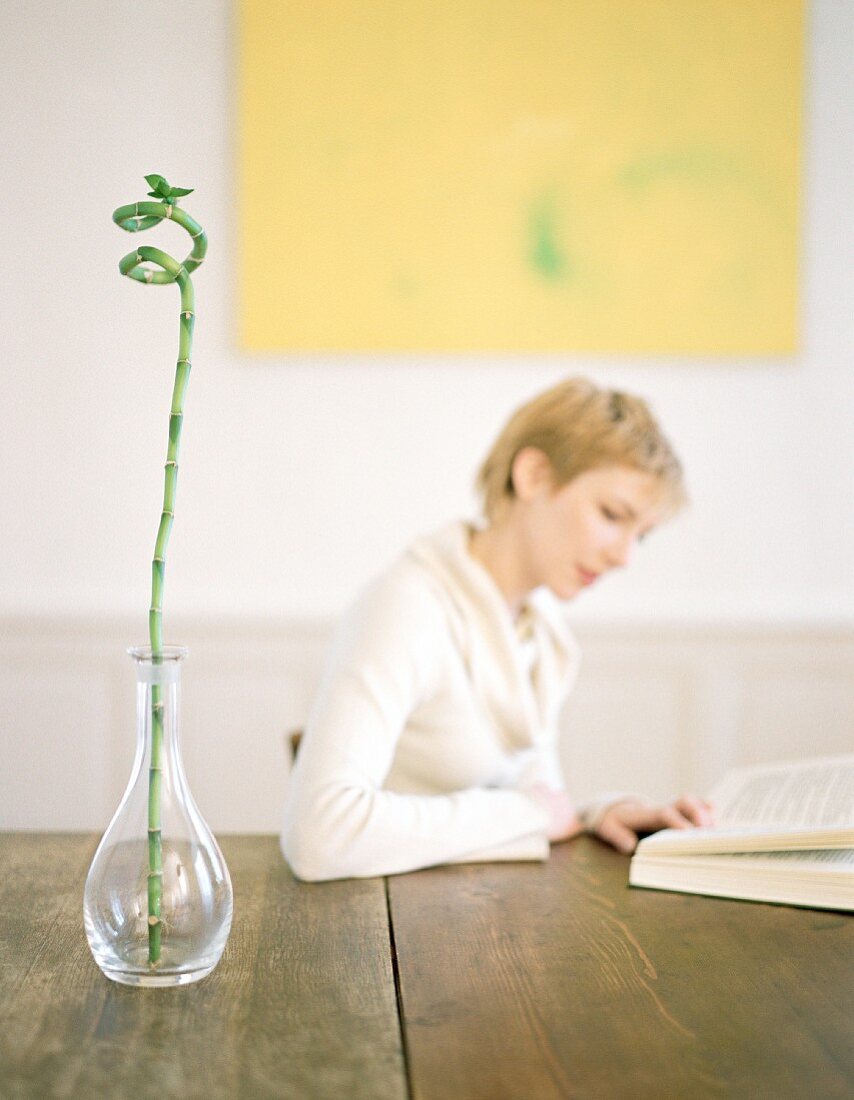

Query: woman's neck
[467,520,532,619]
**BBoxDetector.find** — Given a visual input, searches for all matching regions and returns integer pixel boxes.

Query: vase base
[99,963,217,988]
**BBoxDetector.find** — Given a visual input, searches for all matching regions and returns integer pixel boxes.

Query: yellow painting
[237,0,803,353]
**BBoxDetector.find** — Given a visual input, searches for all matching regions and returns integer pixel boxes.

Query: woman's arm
[281,570,551,881]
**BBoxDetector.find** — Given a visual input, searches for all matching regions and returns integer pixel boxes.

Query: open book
[629,754,854,911]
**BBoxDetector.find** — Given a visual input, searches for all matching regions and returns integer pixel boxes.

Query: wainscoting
[1,616,852,832]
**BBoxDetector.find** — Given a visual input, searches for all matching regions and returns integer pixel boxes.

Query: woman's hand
[527,784,586,843]
[596,795,716,855]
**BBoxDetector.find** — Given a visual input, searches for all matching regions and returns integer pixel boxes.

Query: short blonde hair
[475,377,686,522]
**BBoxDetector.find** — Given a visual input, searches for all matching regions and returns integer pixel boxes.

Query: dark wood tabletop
[0,833,851,1099]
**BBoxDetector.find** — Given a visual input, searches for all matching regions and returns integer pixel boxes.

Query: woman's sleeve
[281,571,551,881]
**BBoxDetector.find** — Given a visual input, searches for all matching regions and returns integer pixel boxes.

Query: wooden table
[1,834,851,1099]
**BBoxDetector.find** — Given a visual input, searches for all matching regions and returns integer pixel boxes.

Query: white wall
[0,2,851,832]
[0,0,851,629]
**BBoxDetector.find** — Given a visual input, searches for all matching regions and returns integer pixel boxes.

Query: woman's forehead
[574,465,659,495]
[564,466,667,517]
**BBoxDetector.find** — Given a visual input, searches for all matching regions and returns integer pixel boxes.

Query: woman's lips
[577,567,599,586]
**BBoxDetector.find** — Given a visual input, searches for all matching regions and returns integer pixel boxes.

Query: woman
[282,377,713,881]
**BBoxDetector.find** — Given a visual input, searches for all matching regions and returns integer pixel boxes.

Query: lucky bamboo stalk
[113,174,207,967]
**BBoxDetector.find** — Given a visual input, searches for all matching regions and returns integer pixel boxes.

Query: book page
[630,846,854,909]
[710,755,854,828]
[717,848,854,867]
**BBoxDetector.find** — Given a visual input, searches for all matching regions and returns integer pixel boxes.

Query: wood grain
[4,832,851,1099]
[0,834,406,1100]
[388,836,854,1100]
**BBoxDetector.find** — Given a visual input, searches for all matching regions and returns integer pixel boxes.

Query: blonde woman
[282,378,713,881]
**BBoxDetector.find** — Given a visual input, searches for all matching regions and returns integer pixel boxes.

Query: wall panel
[2,617,849,833]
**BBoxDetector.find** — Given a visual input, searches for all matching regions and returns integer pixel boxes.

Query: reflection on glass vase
[84,646,233,987]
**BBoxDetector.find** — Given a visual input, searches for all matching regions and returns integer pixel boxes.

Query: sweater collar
[407,521,580,746]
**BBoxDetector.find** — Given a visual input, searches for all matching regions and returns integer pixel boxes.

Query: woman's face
[518,463,666,601]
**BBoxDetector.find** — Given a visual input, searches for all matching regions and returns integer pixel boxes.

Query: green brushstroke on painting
[528,193,569,281]
[392,273,422,299]
[617,147,745,190]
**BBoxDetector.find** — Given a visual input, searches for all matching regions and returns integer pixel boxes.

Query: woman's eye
[601,506,621,522]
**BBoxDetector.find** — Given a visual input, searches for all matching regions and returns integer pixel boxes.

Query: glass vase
[84,646,233,987]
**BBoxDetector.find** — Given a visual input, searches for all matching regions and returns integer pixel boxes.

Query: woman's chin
[548,580,583,602]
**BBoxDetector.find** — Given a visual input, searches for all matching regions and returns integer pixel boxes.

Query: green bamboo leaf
[169,187,194,197]
[144,173,167,191]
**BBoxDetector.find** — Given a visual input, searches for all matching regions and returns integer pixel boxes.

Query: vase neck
[134,668,185,772]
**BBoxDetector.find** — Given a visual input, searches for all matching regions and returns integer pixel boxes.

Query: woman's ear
[510,447,554,502]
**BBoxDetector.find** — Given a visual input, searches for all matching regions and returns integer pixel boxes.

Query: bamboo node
[165,205,173,219]
[192,228,203,239]
[154,556,165,563]
[183,310,195,319]
[148,870,163,879]
[145,269,153,284]
[165,461,178,468]
[177,359,191,365]
[162,509,175,518]
[148,915,160,926]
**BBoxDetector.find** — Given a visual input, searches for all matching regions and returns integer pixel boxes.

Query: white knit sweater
[281,521,624,881]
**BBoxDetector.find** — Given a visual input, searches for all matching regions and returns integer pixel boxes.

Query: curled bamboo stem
[113,177,206,967]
